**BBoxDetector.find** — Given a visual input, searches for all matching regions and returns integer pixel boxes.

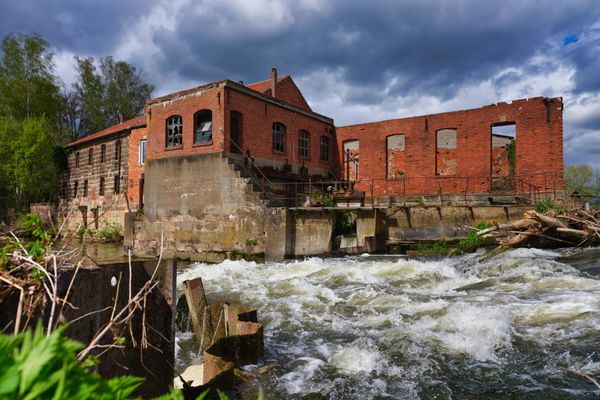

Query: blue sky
[1,0,599,169]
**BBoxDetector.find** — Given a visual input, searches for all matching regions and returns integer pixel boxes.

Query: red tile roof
[68,115,146,147]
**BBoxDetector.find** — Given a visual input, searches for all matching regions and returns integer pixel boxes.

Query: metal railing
[250,171,561,208]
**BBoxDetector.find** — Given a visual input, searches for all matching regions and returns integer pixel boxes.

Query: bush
[534,198,561,213]
[458,222,493,253]
[95,222,123,242]
[0,324,143,399]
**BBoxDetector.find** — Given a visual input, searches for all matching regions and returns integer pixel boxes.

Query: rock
[174,363,204,389]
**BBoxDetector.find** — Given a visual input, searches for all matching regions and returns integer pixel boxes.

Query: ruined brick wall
[335,97,563,197]
[225,86,335,176]
[127,126,147,209]
[146,84,225,160]
[59,133,130,232]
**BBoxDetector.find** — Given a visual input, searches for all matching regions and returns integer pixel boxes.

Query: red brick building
[61,69,564,233]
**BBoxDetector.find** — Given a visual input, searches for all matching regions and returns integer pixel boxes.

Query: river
[176,247,600,399]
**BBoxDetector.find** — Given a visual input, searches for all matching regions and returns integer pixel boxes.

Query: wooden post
[183,278,212,351]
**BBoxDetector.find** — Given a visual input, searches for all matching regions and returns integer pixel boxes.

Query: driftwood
[477,206,600,250]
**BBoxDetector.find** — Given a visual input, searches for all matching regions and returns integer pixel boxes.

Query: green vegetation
[534,198,562,213]
[414,240,451,256]
[458,222,493,253]
[0,32,154,211]
[1,213,53,269]
[506,139,516,176]
[246,238,258,246]
[564,164,599,206]
[310,188,334,207]
[95,222,124,242]
[0,324,143,399]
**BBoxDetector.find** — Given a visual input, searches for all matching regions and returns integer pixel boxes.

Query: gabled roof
[68,115,146,147]
[245,75,288,93]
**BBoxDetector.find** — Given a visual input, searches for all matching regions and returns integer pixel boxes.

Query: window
[139,140,147,165]
[83,180,88,197]
[436,129,457,176]
[99,177,105,196]
[73,181,78,197]
[88,148,93,165]
[166,115,183,147]
[387,134,405,178]
[113,175,120,194]
[298,130,310,158]
[115,140,121,160]
[272,122,286,153]
[320,136,330,162]
[100,144,106,162]
[194,110,212,144]
[75,152,80,167]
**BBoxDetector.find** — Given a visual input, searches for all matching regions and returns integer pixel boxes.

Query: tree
[564,164,600,202]
[0,34,63,131]
[73,56,154,136]
[0,116,61,209]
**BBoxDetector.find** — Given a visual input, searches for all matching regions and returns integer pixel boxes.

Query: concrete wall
[133,152,287,260]
[285,209,334,256]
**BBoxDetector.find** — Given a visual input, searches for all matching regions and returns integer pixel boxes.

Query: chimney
[271,67,277,98]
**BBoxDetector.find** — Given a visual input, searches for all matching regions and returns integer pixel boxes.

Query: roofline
[67,117,146,148]
[224,80,334,124]
[146,80,226,105]
[337,96,563,129]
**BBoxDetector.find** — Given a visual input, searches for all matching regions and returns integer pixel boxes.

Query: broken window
[230,111,243,153]
[387,134,405,179]
[194,110,212,144]
[492,122,516,181]
[99,176,105,196]
[166,115,183,147]
[88,148,93,165]
[83,180,88,197]
[139,139,147,165]
[100,144,106,162]
[115,140,121,160]
[272,122,286,153]
[343,140,359,180]
[114,175,120,194]
[320,136,330,162]
[298,130,310,158]
[436,129,457,176]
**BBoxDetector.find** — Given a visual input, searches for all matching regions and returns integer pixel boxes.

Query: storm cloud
[1,0,599,168]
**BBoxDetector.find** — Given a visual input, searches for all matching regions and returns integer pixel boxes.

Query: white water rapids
[176,247,600,399]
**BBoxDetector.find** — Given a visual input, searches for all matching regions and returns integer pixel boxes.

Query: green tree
[0,34,63,131]
[0,116,60,209]
[564,164,599,200]
[73,56,154,135]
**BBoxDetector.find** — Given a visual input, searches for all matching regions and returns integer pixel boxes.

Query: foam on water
[176,248,600,399]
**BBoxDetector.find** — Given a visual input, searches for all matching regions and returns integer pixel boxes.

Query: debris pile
[477,208,600,249]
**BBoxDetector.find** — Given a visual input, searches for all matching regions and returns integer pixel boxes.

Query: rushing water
[176,247,600,399]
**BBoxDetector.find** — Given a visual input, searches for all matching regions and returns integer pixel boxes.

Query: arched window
[298,130,310,158]
[194,110,212,144]
[166,115,183,147]
[272,122,286,153]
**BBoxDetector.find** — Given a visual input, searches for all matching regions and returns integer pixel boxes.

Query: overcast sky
[1,0,599,169]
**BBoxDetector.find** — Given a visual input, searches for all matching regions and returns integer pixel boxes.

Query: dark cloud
[0,0,147,55]
[1,0,599,167]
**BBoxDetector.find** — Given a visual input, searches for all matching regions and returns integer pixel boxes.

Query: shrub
[96,222,123,242]
[458,222,493,253]
[534,198,561,213]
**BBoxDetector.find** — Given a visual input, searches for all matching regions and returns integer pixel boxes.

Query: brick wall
[146,84,225,160]
[225,86,335,175]
[127,126,147,209]
[59,133,130,232]
[335,97,564,197]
